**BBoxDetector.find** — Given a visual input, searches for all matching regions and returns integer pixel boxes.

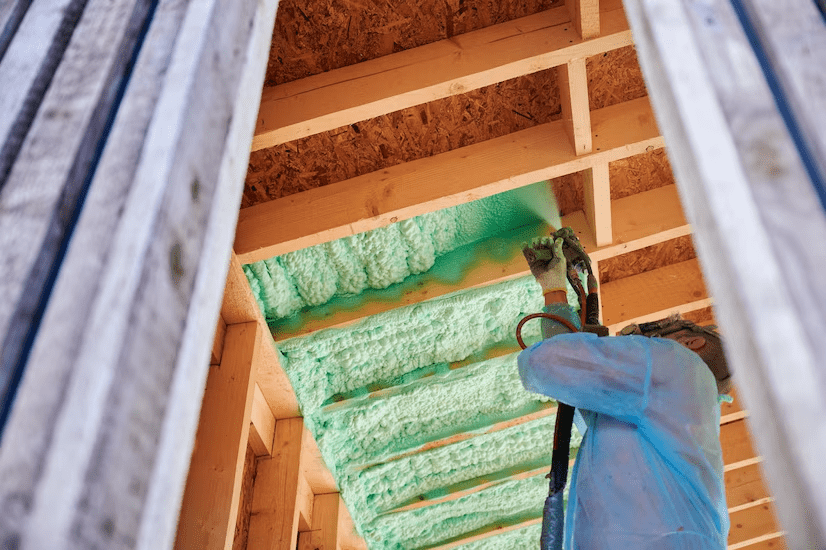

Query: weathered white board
[0,1,279,550]
[623,0,826,547]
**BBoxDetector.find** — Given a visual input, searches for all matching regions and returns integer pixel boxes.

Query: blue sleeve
[517,333,655,425]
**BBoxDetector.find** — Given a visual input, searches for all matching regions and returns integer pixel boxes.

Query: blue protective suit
[517,305,729,550]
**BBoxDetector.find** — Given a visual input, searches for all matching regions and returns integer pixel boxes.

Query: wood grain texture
[726,463,770,511]
[297,493,341,550]
[249,384,275,457]
[175,322,262,550]
[0,0,152,418]
[253,3,630,149]
[211,313,228,365]
[624,0,826,545]
[232,445,258,550]
[248,418,305,550]
[558,57,593,155]
[236,96,662,263]
[583,162,611,245]
[565,0,600,39]
[728,501,781,545]
[0,0,279,548]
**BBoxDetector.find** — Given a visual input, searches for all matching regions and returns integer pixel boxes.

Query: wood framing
[583,162,612,245]
[236,96,662,263]
[624,0,826,546]
[565,0,600,39]
[252,1,631,150]
[558,58,593,155]
[175,322,262,550]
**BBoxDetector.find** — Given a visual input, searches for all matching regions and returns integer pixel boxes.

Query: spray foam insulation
[240,184,580,548]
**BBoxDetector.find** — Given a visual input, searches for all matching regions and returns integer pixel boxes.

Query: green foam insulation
[248,183,578,548]
[243,181,558,321]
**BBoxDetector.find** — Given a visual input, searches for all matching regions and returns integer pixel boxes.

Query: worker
[518,236,732,550]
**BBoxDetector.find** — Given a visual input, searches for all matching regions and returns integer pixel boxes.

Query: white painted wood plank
[624,0,826,546]
[0,1,280,549]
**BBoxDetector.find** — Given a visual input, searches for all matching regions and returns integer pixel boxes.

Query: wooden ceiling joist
[236,96,661,263]
[252,0,631,150]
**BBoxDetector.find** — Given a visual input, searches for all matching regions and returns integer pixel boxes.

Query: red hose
[515,313,579,349]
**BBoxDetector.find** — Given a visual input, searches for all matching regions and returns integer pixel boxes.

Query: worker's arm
[523,237,580,338]
[518,334,653,424]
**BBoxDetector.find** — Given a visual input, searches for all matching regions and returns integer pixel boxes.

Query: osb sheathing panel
[267,0,564,86]
[552,171,585,216]
[244,70,562,206]
[233,445,257,550]
[682,306,716,327]
[586,45,648,111]
[609,148,675,200]
[599,235,697,284]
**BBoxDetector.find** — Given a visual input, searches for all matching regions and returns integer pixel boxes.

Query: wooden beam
[211,314,227,365]
[565,0,600,39]
[236,96,662,263]
[296,472,314,533]
[248,417,305,550]
[583,162,611,245]
[558,58,593,155]
[223,253,300,419]
[624,0,826,545]
[175,322,262,550]
[249,384,275,457]
[0,0,279,548]
[252,4,631,150]
[270,183,687,342]
[298,493,342,550]
[601,258,710,332]
[728,533,786,550]
[726,463,770,510]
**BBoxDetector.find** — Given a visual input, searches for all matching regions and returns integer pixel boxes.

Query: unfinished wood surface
[624,0,826,545]
[726,463,770,510]
[249,418,305,550]
[223,253,300,418]
[599,234,696,284]
[729,501,781,546]
[601,258,707,328]
[583,162,611,245]
[236,96,661,263]
[730,533,786,550]
[212,314,228,365]
[0,0,154,419]
[253,3,631,149]
[721,420,759,466]
[249,384,276,456]
[271,183,686,342]
[609,147,674,199]
[558,57,593,155]
[296,473,314,532]
[0,0,279,547]
[233,445,257,550]
[565,0,600,39]
[298,493,341,550]
[175,322,262,550]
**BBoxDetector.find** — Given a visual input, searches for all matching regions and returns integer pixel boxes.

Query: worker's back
[519,332,729,550]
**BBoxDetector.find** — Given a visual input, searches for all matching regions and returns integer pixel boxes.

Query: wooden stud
[252,4,631,149]
[296,473,314,533]
[174,322,262,550]
[248,384,276,457]
[236,97,663,263]
[248,417,305,550]
[558,58,593,155]
[565,0,601,39]
[211,314,228,365]
[583,163,611,245]
[297,493,342,550]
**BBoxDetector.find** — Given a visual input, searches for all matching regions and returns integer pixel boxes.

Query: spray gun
[515,227,607,550]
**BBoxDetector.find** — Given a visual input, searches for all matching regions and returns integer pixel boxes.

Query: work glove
[522,237,567,296]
